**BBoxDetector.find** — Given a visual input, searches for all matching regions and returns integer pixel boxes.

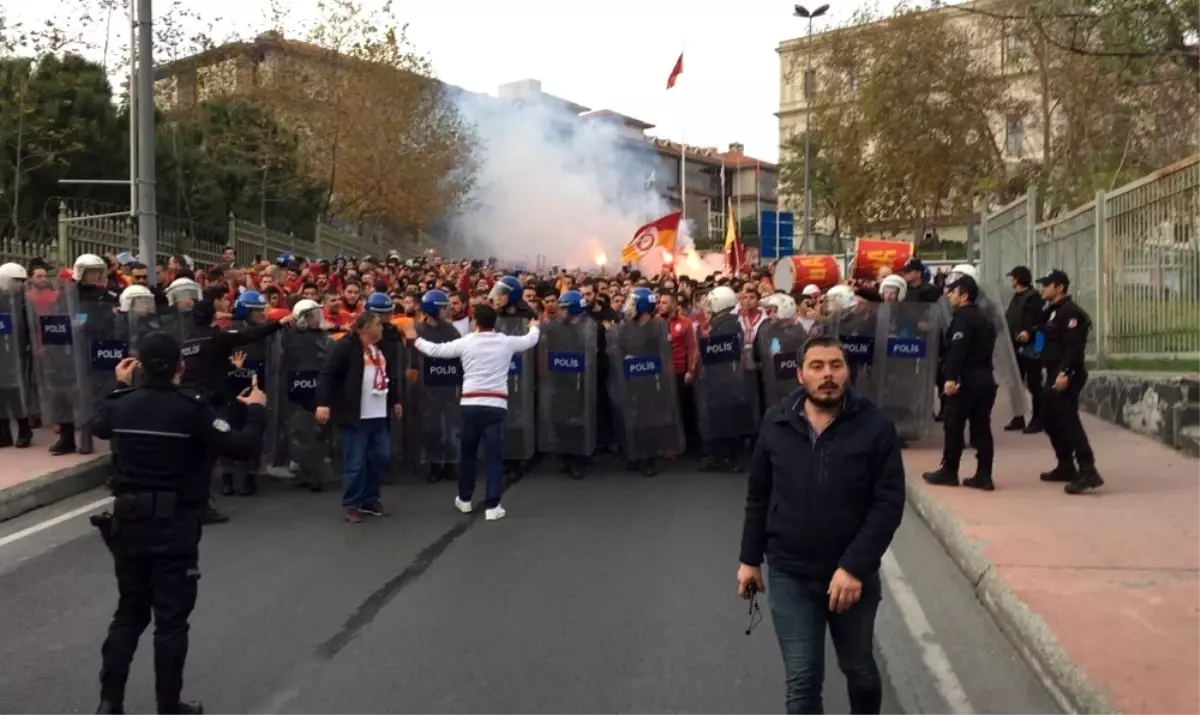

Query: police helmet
[880,274,908,302]
[630,287,656,316]
[767,293,797,320]
[706,285,737,314]
[420,289,450,318]
[366,292,395,314]
[948,263,978,283]
[276,253,293,267]
[118,284,154,313]
[0,262,27,283]
[73,253,106,282]
[291,298,322,329]
[234,290,267,321]
[166,277,201,307]
[824,285,858,312]
[558,289,587,317]
[488,275,523,302]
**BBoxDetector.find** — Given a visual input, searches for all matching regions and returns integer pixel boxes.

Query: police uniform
[923,275,998,490]
[1003,266,1044,432]
[1034,270,1103,494]
[90,331,268,715]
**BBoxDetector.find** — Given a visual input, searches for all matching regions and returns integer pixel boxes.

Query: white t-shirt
[359,350,388,420]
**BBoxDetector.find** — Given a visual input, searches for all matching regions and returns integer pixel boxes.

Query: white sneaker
[454,496,473,514]
[485,505,506,521]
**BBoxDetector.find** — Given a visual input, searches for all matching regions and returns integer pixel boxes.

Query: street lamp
[793,3,828,252]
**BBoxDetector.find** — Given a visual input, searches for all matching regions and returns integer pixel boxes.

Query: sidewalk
[903,409,1199,714]
[0,428,110,522]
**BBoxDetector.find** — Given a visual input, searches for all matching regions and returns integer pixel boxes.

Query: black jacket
[180,320,285,405]
[1004,288,1042,341]
[943,303,997,389]
[740,389,906,582]
[315,333,402,427]
[91,382,266,507]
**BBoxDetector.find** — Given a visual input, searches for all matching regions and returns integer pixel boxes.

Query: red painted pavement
[905,411,1200,714]
[0,428,109,491]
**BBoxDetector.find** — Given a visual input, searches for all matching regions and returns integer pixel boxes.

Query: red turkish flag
[667,53,683,89]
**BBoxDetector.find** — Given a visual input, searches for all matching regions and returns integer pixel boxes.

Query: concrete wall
[1080,372,1200,456]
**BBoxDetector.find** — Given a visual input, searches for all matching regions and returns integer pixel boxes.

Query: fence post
[1093,190,1108,369]
[314,221,324,259]
[56,201,70,266]
[1024,185,1038,274]
[227,212,236,251]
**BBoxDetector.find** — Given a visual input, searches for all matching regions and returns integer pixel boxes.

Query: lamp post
[793,4,828,252]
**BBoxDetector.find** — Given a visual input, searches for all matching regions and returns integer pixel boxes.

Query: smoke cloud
[448,90,671,271]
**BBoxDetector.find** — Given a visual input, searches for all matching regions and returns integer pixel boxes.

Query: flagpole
[755,159,761,239]
[679,40,687,245]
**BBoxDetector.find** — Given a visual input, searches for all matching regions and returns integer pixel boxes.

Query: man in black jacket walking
[738,336,905,715]
[1003,266,1044,433]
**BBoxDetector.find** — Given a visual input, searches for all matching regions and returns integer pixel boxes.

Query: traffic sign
[760,210,795,259]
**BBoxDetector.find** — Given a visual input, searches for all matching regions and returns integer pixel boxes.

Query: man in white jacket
[404,304,540,521]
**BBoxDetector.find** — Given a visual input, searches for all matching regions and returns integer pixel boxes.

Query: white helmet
[0,263,28,283]
[948,263,978,282]
[706,285,737,314]
[118,284,154,313]
[824,284,858,313]
[166,277,201,307]
[762,293,797,321]
[73,253,106,282]
[292,298,322,329]
[879,274,908,302]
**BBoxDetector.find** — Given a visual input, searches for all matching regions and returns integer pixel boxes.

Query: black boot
[1039,462,1077,483]
[49,424,76,455]
[568,457,585,480]
[158,700,204,714]
[922,466,959,487]
[1065,467,1104,495]
[0,420,13,448]
[219,473,235,496]
[1003,416,1026,432]
[202,498,230,525]
[96,700,125,714]
[238,472,257,496]
[963,468,995,491]
[15,417,32,448]
[640,458,657,478]
[1022,420,1044,434]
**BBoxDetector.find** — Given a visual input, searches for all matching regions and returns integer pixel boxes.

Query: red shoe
[344,508,363,524]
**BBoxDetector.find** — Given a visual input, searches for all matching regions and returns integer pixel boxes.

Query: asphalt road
[0,463,1060,714]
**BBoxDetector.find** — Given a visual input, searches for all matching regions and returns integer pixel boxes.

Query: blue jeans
[767,567,883,715]
[339,418,390,508]
[458,406,506,508]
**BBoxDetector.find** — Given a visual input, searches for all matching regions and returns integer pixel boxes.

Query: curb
[904,477,1120,715]
[0,455,112,523]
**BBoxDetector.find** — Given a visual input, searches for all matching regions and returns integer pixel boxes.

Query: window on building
[802,69,817,102]
[1005,114,1025,156]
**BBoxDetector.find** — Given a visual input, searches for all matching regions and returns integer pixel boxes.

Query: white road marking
[881,549,976,714]
[0,497,114,549]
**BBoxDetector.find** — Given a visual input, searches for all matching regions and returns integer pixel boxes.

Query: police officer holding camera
[90,331,269,714]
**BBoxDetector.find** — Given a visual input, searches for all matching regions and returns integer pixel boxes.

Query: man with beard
[449,291,471,336]
[737,336,904,715]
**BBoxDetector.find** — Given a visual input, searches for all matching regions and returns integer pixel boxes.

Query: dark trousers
[768,567,883,715]
[459,405,506,508]
[1043,370,1095,469]
[100,518,201,710]
[942,384,997,474]
[675,373,698,455]
[1016,353,1043,423]
[339,418,389,508]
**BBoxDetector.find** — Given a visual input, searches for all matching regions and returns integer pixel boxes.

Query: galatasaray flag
[622,211,682,264]
[723,198,745,273]
[667,53,683,89]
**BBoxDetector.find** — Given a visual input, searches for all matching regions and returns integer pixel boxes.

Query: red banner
[853,238,913,280]
[772,255,842,293]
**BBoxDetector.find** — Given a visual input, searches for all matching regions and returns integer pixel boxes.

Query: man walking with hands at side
[737,336,905,715]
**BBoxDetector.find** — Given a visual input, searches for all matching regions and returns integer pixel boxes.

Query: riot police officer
[1034,269,1102,494]
[923,274,998,490]
[90,331,269,715]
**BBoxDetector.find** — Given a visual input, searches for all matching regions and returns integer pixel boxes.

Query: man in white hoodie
[404,304,540,521]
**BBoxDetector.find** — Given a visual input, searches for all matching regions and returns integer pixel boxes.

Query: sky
[7,0,914,165]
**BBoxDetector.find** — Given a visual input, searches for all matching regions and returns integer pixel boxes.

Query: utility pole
[135,0,157,267]
[793,4,829,253]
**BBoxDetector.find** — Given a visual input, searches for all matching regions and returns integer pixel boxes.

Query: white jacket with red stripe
[413,327,541,409]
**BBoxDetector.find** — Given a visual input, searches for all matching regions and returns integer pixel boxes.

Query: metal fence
[980,155,1199,365]
[0,200,440,271]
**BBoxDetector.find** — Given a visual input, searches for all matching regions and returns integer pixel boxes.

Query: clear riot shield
[756,320,810,412]
[608,317,683,461]
[870,301,942,442]
[493,315,536,461]
[830,302,880,397]
[978,289,1029,422]
[123,294,161,387]
[221,319,277,476]
[378,326,407,481]
[536,317,597,457]
[25,279,88,429]
[76,285,123,453]
[278,328,337,488]
[406,321,462,467]
[0,290,30,420]
[694,313,760,443]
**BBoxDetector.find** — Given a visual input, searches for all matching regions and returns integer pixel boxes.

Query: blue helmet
[631,287,656,316]
[558,289,587,317]
[420,289,450,318]
[366,292,395,314]
[233,290,267,321]
[488,275,523,302]
[276,253,294,267]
